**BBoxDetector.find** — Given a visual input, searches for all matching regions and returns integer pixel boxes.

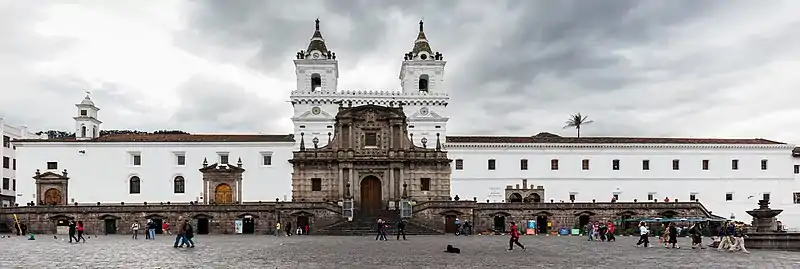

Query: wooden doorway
[104,219,117,235]
[536,215,548,234]
[215,183,233,204]
[44,188,61,205]
[197,218,210,235]
[493,216,506,232]
[359,176,382,216]
[242,216,255,234]
[444,215,457,234]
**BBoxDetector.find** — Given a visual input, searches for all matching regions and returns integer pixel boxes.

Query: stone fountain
[744,199,800,250]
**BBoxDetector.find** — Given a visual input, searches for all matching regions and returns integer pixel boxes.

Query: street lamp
[421,137,428,149]
[312,137,319,149]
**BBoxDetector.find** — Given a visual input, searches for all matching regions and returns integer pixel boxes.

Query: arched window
[129,176,141,194]
[81,125,87,137]
[418,74,429,92]
[92,126,97,138]
[173,176,185,194]
[310,73,322,91]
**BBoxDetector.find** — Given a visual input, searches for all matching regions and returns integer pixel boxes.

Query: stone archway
[360,176,382,216]
[215,183,233,204]
[508,193,523,203]
[44,188,61,205]
[526,193,541,203]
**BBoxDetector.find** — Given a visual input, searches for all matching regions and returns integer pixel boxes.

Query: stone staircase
[316,210,442,236]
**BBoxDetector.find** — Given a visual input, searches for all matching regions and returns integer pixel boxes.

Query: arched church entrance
[44,188,61,205]
[360,176,382,216]
[215,183,233,204]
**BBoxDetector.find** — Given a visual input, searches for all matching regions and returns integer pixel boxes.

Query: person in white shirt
[636,221,650,247]
[131,220,141,240]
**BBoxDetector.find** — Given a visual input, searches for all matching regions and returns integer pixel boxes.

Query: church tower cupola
[400,20,447,94]
[294,18,339,92]
[73,92,102,140]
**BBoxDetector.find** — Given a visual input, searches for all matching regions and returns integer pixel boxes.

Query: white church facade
[10,20,800,229]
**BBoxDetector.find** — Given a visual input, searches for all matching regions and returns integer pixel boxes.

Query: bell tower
[73,93,102,140]
[294,18,339,92]
[400,20,447,94]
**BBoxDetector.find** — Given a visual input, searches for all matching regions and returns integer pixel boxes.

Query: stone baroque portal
[289,104,451,216]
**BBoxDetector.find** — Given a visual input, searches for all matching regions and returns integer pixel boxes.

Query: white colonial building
[9,20,800,229]
[1,118,45,207]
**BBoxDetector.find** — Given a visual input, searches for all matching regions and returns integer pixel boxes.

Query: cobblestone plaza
[0,235,796,268]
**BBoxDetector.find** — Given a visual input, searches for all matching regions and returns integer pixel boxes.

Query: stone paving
[0,234,797,268]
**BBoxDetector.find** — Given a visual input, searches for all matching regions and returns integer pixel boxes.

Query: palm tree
[563,113,593,137]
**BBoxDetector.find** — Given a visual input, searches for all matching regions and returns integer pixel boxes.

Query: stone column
[338,168,344,198]
[389,168,395,200]
[237,178,243,203]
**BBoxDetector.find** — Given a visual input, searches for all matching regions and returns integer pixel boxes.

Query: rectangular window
[176,154,186,166]
[672,159,680,170]
[2,136,9,148]
[46,162,58,170]
[520,159,528,170]
[642,160,650,170]
[795,165,799,174]
[761,159,768,170]
[763,193,771,201]
[569,193,576,201]
[487,159,496,170]
[219,153,229,165]
[689,193,698,201]
[2,157,8,169]
[612,159,620,170]
[702,160,709,170]
[311,178,322,191]
[582,159,590,170]
[262,154,272,166]
[364,132,377,147]
[612,194,619,200]
[726,193,733,201]
[12,159,15,170]
[12,179,15,191]
[455,159,464,170]
[550,159,559,170]
[420,178,431,191]
[647,192,656,201]
[80,110,87,116]
[732,159,739,170]
[132,154,142,166]
[1,178,8,190]
[794,192,800,204]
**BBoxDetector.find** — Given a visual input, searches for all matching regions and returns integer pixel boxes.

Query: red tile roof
[13,134,295,143]
[446,133,785,145]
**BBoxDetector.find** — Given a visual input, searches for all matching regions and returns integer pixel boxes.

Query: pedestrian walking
[507,222,525,251]
[131,220,140,239]
[396,219,407,240]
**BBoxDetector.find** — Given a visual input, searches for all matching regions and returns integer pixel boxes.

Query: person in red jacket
[606,221,616,242]
[507,222,526,251]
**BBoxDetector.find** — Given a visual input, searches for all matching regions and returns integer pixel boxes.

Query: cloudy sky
[1,0,799,143]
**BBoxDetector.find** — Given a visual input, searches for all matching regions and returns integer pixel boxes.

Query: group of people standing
[129,218,195,248]
[586,221,616,242]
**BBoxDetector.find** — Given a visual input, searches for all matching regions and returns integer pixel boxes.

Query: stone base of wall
[410,201,712,234]
[0,202,342,235]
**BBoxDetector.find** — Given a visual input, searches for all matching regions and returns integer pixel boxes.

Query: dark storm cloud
[3,1,798,143]
[180,0,746,138]
[169,75,291,133]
